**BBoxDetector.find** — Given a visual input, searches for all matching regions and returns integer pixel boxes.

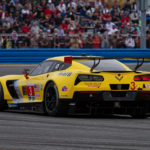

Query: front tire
[0,83,7,111]
[43,82,68,116]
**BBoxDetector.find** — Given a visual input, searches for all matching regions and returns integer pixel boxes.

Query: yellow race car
[0,56,150,118]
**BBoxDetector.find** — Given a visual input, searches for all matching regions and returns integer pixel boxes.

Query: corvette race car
[0,56,150,118]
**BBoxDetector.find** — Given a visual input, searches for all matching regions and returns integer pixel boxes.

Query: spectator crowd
[0,0,150,49]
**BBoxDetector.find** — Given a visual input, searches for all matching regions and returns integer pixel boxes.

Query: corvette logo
[115,75,123,81]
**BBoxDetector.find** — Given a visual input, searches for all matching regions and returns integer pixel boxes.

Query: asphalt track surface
[0,64,150,150]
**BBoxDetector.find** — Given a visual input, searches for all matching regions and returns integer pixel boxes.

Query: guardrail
[0,48,150,63]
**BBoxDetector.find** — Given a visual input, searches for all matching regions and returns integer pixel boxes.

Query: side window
[52,62,71,72]
[51,62,62,72]
[59,63,71,70]
[30,61,54,76]
[49,61,71,72]
[30,60,71,76]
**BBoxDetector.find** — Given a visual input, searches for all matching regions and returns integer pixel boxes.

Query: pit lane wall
[0,48,150,64]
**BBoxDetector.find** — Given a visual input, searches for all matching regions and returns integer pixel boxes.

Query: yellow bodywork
[1,56,150,105]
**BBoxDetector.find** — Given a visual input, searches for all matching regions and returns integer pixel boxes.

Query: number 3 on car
[130,82,136,90]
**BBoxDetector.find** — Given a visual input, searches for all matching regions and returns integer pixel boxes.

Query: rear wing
[64,56,150,72]
[72,56,104,60]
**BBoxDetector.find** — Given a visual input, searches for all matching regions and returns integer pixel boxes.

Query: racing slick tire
[43,82,68,116]
[131,108,147,119]
[0,83,7,111]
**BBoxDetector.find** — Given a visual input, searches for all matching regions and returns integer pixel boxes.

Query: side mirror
[22,69,30,79]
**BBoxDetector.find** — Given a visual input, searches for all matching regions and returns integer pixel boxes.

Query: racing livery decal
[58,72,72,77]
[147,84,150,89]
[27,85,35,101]
[61,95,68,97]
[23,84,41,95]
[35,93,40,98]
[130,82,136,90]
[8,104,18,108]
[22,84,35,101]
[22,86,28,95]
[34,84,40,92]
[62,86,68,91]
[13,80,24,103]
[84,83,101,88]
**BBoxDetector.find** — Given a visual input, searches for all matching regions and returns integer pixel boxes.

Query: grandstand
[0,0,149,49]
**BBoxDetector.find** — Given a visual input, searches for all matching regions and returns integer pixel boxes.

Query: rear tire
[131,108,147,119]
[43,82,68,116]
[0,83,7,111]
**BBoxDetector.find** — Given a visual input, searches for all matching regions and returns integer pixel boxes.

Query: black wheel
[44,82,68,116]
[0,83,7,111]
[131,108,147,119]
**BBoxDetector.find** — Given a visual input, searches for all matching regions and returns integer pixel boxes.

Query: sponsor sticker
[62,86,68,91]
[147,84,150,88]
[58,72,72,77]
[61,95,68,97]
[26,85,35,101]
[27,86,35,97]
[22,86,28,95]
[34,84,40,92]
[84,83,101,88]
[28,96,35,101]
[8,104,18,108]
[35,93,40,98]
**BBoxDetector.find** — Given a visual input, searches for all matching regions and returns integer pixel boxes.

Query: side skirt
[7,102,44,114]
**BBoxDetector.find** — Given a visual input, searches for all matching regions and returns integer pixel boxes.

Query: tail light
[134,75,150,81]
[75,75,104,85]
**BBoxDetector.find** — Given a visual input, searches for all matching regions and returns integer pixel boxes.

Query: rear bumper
[60,91,150,114]
[73,91,150,101]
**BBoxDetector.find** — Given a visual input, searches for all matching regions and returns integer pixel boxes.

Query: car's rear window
[77,59,129,71]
